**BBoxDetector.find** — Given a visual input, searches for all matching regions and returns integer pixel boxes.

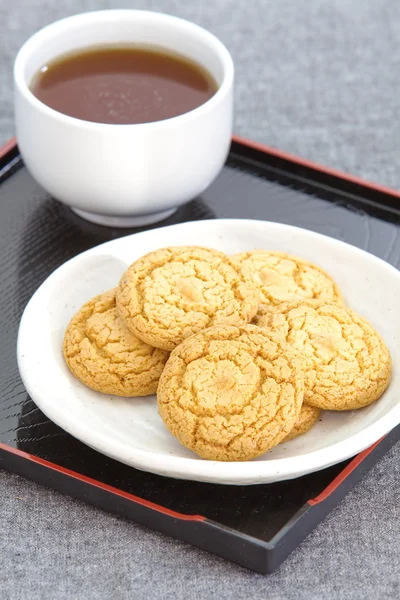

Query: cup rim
[14,9,234,130]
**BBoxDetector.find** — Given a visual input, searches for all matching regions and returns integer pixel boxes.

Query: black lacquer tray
[0,136,399,575]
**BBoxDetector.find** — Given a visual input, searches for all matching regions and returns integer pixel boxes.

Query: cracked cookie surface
[282,404,320,442]
[234,250,344,316]
[63,289,169,397]
[257,301,391,410]
[116,246,260,351]
[157,324,305,461]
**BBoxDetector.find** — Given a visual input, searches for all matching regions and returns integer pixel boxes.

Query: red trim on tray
[232,134,400,200]
[0,135,389,506]
[308,438,383,506]
[0,443,205,521]
[0,137,17,160]
[4,135,400,200]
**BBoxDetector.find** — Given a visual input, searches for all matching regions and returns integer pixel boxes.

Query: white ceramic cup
[14,10,234,227]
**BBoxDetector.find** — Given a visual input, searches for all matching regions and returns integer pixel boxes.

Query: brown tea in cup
[30,45,218,124]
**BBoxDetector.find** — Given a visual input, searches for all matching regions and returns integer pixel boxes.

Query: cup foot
[71,207,177,228]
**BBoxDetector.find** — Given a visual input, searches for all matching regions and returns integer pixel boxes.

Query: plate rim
[17,218,400,485]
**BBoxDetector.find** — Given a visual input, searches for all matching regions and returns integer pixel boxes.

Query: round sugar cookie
[116,246,259,351]
[234,250,344,317]
[157,324,305,461]
[63,289,169,397]
[257,301,391,410]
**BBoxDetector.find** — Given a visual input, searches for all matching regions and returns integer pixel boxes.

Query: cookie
[63,289,169,397]
[257,301,391,410]
[234,251,344,316]
[252,302,273,326]
[157,324,305,461]
[253,298,319,326]
[116,246,259,351]
[282,404,320,442]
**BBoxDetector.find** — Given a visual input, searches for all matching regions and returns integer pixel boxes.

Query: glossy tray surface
[1,138,399,574]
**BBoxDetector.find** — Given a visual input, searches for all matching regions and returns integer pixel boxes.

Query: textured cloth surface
[1,1,399,598]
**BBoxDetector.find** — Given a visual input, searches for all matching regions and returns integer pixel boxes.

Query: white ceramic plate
[17,219,400,485]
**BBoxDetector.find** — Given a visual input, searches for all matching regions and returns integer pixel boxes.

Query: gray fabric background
[1,1,399,598]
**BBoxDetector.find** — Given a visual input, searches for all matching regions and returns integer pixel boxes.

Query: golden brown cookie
[282,404,321,442]
[157,324,305,461]
[63,289,169,397]
[257,301,391,410]
[253,298,321,326]
[252,302,273,326]
[116,246,260,351]
[234,251,344,316]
